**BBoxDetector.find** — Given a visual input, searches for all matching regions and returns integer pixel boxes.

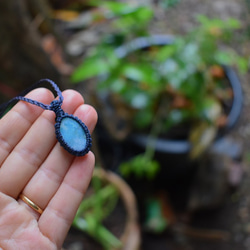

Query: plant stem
[144,97,171,160]
[77,184,118,215]
[73,218,123,250]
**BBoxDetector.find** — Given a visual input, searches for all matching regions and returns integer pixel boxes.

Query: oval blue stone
[59,117,87,151]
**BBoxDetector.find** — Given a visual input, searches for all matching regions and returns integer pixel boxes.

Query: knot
[49,100,64,118]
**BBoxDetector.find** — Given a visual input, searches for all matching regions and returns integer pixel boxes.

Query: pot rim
[93,168,141,249]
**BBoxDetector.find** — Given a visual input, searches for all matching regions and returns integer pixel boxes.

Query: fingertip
[74,104,98,134]
[26,88,55,103]
[61,90,85,113]
[85,151,96,170]
[69,151,96,191]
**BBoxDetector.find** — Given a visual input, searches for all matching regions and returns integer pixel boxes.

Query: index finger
[0,88,55,166]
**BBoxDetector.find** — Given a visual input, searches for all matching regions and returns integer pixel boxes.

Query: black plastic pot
[129,66,242,155]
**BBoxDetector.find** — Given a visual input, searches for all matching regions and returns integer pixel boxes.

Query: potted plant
[71,12,247,177]
[64,167,140,250]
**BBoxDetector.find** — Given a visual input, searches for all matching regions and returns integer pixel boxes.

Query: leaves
[71,56,109,82]
[121,63,159,85]
[73,169,122,249]
[71,47,119,82]
[134,109,154,128]
[159,0,181,9]
[119,154,160,179]
[189,98,222,159]
[196,15,241,32]
[90,1,153,34]
[189,122,218,159]
[110,5,153,31]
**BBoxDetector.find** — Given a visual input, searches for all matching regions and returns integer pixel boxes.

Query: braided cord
[14,96,50,110]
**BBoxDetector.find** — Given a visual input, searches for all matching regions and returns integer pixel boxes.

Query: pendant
[55,112,92,156]
[0,79,92,157]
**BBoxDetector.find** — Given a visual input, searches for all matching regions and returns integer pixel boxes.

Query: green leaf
[112,7,153,31]
[119,154,160,179]
[122,64,145,82]
[196,15,241,30]
[71,57,109,83]
[108,78,126,93]
[226,18,241,29]
[160,0,180,9]
[130,93,150,109]
[237,57,249,73]
[121,63,158,86]
[214,51,234,66]
[102,1,140,16]
[134,109,154,128]
[189,121,217,159]
[155,44,177,61]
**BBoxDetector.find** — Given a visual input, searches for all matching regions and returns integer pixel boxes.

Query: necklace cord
[0,79,64,117]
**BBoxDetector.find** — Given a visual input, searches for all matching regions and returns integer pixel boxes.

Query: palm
[0,194,56,249]
[0,88,97,249]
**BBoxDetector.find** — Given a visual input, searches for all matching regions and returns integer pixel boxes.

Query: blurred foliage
[120,154,160,180]
[160,0,181,9]
[71,0,248,179]
[73,168,122,250]
[144,198,168,233]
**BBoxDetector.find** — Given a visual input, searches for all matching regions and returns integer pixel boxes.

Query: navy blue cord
[14,78,64,110]
[0,79,64,116]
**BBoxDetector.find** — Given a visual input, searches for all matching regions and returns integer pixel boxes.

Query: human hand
[0,88,97,250]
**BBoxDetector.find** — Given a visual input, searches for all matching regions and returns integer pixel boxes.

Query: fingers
[38,152,95,248]
[0,88,55,197]
[0,88,55,166]
[0,110,56,197]
[0,88,96,199]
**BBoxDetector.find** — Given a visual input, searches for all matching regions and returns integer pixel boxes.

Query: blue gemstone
[59,117,87,152]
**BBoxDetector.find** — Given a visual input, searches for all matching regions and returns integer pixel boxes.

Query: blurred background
[1,1,250,249]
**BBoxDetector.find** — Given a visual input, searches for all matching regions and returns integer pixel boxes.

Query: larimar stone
[59,117,87,152]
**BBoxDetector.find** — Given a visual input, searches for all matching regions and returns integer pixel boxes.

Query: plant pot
[96,34,243,169]
[93,34,243,213]
[127,65,243,155]
[95,168,141,250]
[64,168,141,250]
[114,34,243,148]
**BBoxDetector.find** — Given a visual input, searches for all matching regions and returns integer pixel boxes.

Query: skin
[0,88,98,250]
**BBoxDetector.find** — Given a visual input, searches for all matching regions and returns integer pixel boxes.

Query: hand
[0,88,97,250]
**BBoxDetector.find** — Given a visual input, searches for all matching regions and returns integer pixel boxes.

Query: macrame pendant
[55,110,91,156]
[0,79,92,156]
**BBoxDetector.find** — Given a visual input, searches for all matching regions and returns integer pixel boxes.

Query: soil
[63,0,250,249]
